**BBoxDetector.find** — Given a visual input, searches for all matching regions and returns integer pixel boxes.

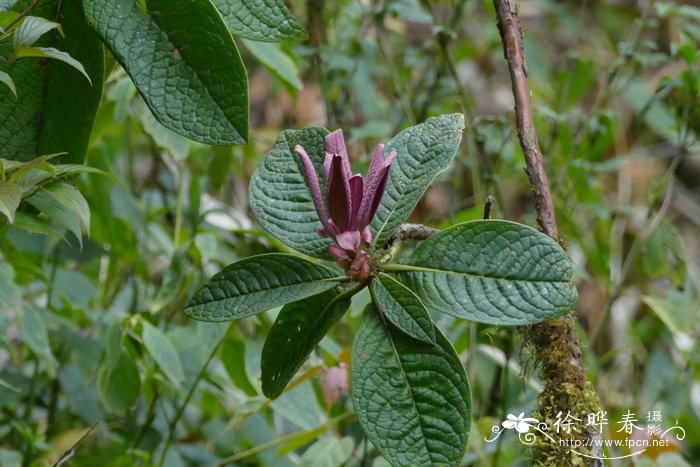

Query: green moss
[522,315,602,466]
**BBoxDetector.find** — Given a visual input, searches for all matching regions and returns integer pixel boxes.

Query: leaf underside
[351,306,471,467]
[371,113,465,249]
[84,0,249,145]
[184,253,344,322]
[371,272,435,344]
[261,287,350,399]
[392,220,579,325]
[211,0,307,42]
[249,126,333,258]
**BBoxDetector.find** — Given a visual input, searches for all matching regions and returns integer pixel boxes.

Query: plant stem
[491,1,602,464]
[21,360,39,466]
[173,168,185,247]
[3,0,41,33]
[132,381,160,449]
[156,339,222,467]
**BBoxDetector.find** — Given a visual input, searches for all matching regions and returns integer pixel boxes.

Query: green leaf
[184,253,344,322]
[371,114,465,248]
[12,16,60,49]
[370,273,435,344]
[41,182,90,232]
[643,292,699,334]
[249,127,333,257]
[97,352,141,414]
[15,46,91,83]
[211,0,307,42]
[11,212,64,237]
[242,39,302,90]
[20,307,58,377]
[351,306,471,467]
[0,11,21,30]
[220,339,258,396]
[0,71,16,97]
[642,272,699,334]
[141,321,185,386]
[7,153,59,182]
[261,287,352,399]
[0,182,21,223]
[151,246,188,312]
[387,220,578,325]
[298,436,354,467]
[26,189,83,247]
[643,218,685,282]
[0,263,20,310]
[103,319,122,370]
[0,0,104,163]
[84,0,249,145]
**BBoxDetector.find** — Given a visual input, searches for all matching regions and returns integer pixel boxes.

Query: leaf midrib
[378,311,432,465]
[383,263,571,284]
[265,282,362,397]
[191,275,345,307]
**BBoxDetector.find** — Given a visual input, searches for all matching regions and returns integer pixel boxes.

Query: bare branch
[396,223,439,241]
[493,0,559,241]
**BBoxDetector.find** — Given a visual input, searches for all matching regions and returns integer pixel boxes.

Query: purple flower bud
[294,129,397,279]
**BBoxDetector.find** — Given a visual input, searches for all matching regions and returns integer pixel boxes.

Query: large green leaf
[220,339,258,396]
[386,220,578,325]
[370,114,464,248]
[211,0,307,42]
[20,307,58,377]
[141,321,185,387]
[0,0,104,163]
[84,0,248,145]
[249,127,332,257]
[370,273,435,344]
[97,352,141,414]
[298,436,354,467]
[261,287,352,399]
[351,306,471,467]
[242,39,302,90]
[184,253,344,322]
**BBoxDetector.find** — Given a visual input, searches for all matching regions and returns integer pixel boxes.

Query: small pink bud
[322,363,349,408]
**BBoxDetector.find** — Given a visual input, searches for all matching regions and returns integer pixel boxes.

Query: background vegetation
[0,0,698,465]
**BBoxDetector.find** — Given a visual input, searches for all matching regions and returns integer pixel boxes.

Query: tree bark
[492,1,603,465]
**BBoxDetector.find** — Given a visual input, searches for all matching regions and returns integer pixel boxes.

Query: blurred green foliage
[0,0,699,466]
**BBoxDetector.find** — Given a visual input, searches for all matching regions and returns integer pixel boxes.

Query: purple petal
[364,162,393,224]
[361,227,373,244]
[357,147,397,227]
[323,152,333,191]
[325,219,339,236]
[328,245,351,261]
[295,145,332,232]
[336,231,361,251]
[326,154,352,231]
[348,175,364,229]
[325,130,352,179]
